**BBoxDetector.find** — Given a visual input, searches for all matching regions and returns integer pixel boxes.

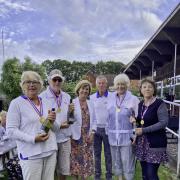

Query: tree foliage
[42,59,124,82]
[1,57,124,106]
[0,57,46,103]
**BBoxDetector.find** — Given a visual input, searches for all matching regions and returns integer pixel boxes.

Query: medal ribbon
[21,95,43,117]
[116,92,126,109]
[141,97,155,120]
[141,106,148,120]
[49,87,62,108]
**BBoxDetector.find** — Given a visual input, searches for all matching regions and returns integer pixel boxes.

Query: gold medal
[39,117,46,124]
[56,107,61,113]
[140,119,144,126]
[116,107,121,112]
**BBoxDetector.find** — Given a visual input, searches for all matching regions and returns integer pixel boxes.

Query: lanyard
[21,95,43,117]
[116,92,126,109]
[49,87,62,108]
[140,97,155,125]
[141,105,148,120]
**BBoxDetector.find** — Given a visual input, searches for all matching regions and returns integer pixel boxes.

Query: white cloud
[0,0,34,17]
[0,0,179,68]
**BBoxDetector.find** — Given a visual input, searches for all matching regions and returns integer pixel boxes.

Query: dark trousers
[140,161,160,180]
[94,127,112,180]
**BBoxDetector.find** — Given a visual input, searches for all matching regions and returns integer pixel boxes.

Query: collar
[96,90,108,98]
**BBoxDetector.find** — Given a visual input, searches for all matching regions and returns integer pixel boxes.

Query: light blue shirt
[106,91,139,146]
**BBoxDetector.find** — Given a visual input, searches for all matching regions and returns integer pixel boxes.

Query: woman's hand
[135,128,143,136]
[47,110,56,124]
[87,132,94,144]
[35,133,49,143]
[130,116,136,123]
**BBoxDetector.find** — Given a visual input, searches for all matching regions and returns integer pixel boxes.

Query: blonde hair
[20,71,43,94]
[0,110,7,118]
[114,73,130,88]
[75,80,92,96]
[0,110,7,122]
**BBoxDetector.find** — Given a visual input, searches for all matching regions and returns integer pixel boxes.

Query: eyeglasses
[23,80,40,85]
[52,78,62,83]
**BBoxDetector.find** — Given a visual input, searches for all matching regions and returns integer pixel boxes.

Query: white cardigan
[71,97,97,140]
[6,96,57,159]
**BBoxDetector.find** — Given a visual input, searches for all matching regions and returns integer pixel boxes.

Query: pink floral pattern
[70,104,94,178]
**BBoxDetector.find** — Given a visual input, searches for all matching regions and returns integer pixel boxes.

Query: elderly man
[90,75,112,180]
[40,69,71,180]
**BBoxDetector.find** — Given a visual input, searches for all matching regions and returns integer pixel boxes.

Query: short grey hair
[96,75,107,84]
[20,71,43,94]
[113,73,130,87]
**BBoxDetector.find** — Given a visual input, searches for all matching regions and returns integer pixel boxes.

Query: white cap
[49,69,65,81]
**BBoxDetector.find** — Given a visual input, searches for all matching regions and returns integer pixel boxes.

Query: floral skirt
[5,156,23,180]
[70,136,94,178]
[135,135,168,164]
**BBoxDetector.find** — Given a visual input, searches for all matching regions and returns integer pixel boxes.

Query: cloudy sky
[0,0,180,67]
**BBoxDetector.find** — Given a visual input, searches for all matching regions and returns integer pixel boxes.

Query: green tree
[0,58,22,103]
[95,61,124,74]
[0,57,46,104]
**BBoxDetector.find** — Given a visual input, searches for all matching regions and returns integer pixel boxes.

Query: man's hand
[60,121,70,129]
[69,103,74,113]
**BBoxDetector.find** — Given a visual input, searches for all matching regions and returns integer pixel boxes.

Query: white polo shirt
[90,91,112,128]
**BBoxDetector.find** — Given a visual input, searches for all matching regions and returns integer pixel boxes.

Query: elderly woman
[70,80,97,180]
[106,73,139,180]
[135,79,168,180]
[6,71,57,180]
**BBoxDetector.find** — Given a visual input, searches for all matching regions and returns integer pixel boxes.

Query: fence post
[177,106,180,177]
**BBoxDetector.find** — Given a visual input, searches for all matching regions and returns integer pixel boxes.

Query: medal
[116,107,121,112]
[49,87,62,113]
[56,107,61,113]
[116,92,126,113]
[40,117,46,124]
[140,119,144,126]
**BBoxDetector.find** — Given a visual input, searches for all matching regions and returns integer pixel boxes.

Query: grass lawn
[66,148,174,180]
[1,150,176,180]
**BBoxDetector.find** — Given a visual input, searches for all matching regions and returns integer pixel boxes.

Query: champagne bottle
[40,108,55,133]
[68,99,74,124]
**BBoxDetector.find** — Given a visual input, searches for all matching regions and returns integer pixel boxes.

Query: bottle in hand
[40,108,55,134]
[68,99,74,124]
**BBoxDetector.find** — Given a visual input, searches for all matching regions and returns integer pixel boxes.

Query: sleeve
[6,100,35,144]
[133,96,140,117]
[91,102,97,131]
[142,102,168,133]
[105,109,110,135]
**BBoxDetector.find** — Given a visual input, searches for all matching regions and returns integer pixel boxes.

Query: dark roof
[124,3,180,79]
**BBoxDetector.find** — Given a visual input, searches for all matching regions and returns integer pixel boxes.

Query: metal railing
[163,100,180,176]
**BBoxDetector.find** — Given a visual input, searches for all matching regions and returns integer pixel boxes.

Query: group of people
[4,69,168,180]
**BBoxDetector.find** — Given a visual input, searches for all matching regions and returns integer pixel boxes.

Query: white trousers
[20,152,56,180]
[111,145,135,180]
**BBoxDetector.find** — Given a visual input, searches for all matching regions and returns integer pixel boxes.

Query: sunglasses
[52,78,62,82]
